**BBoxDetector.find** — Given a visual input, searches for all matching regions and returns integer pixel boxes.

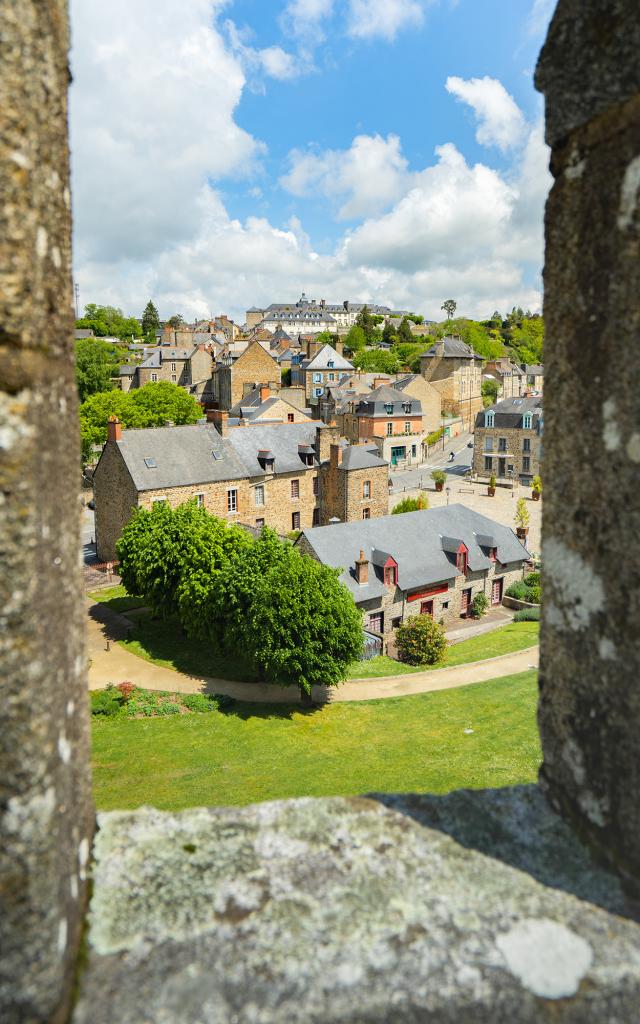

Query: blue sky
[70,0,555,322]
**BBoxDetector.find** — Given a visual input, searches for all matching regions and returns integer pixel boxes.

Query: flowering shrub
[395,615,447,666]
[116,681,135,701]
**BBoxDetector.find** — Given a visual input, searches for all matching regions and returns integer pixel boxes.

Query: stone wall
[0,3,94,1020]
[535,0,640,892]
[217,343,281,410]
[473,424,541,482]
[94,442,139,561]
[318,456,388,524]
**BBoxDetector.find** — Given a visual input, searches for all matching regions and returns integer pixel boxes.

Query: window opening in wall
[194,493,205,507]
[523,456,531,473]
[523,412,532,429]
[171,374,176,382]
[485,410,494,427]
[384,565,397,586]
[287,413,294,422]
[227,488,238,513]
[363,508,370,519]
[523,437,531,452]
[368,611,383,633]
[363,480,371,498]
[291,479,299,499]
[456,549,468,574]
[255,484,265,506]
[151,373,158,382]
[498,437,507,452]
[255,518,265,528]
[386,422,393,436]
[420,599,434,617]
[312,476,318,496]
[291,511,301,530]
[404,421,411,434]
[171,362,176,372]
[484,456,493,472]
[312,508,320,526]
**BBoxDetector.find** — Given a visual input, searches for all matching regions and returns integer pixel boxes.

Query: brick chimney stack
[355,549,369,585]
[207,409,229,437]
[330,443,344,469]
[107,416,122,442]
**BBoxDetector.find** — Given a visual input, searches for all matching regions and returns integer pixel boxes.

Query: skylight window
[143,457,157,469]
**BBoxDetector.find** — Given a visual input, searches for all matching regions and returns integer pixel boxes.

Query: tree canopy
[353,349,402,374]
[397,317,414,344]
[76,304,141,340]
[141,299,160,337]
[75,337,120,402]
[80,381,203,461]
[355,304,377,343]
[441,299,457,320]
[344,324,366,353]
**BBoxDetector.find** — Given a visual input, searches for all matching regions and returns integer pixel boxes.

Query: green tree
[75,338,119,401]
[247,546,364,697]
[395,615,447,666]
[141,299,160,338]
[117,502,251,620]
[392,495,428,514]
[355,304,376,343]
[353,349,401,374]
[382,320,397,345]
[481,378,500,407]
[441,299,457,320]
[76,304,140,341]
[397,317,414,344]
[79,381,203,461]
[344,325,366,353]
[166,314,185,328]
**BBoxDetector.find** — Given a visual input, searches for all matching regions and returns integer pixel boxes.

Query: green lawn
[88,584,147,614]
[92,670,540,811]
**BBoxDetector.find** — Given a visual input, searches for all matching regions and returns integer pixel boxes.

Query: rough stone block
[75,788,640,1023]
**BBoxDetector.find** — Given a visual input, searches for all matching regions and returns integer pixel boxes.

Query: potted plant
[488,473,497,497]
[531,475,542,501]
[514,497,530,540]
[431,469,446,492]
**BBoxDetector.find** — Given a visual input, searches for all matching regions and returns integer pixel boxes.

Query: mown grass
[92,670,540,811]
[88,584,146,614]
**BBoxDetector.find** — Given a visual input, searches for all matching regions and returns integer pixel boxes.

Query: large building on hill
[472,396,543,485]
[246,293,412,334]
[297,505,530,644]
[93,419,389,560]
[420,335,483,423]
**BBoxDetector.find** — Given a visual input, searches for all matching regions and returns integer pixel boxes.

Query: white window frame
[404,421,411,434]
[386,422,393,436]
[227,488,238,513]
[171,362,177,372]
[194,493,205,508]
[523,412,533,429]
[486,411,495,427]
[254,484,265,507]
[313,372,322,383]
[151,373,158,382]
[363,480,371,498]
[314,387,323,397]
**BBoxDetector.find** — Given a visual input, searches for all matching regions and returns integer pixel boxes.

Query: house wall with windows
[216,342,281,410]
[472,399,542,484]
[318,448,389,524]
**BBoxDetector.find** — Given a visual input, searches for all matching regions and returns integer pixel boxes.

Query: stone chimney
[207,409,228,436]
[107,416,122,442]
[373,376,388,389]
[330,443,344,469]
[314,423,340,462]
[259,385,270,403]
[435,339,445,357]
[355,549,369,585]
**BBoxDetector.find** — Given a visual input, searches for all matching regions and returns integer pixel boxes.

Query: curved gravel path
[87,601,538,705]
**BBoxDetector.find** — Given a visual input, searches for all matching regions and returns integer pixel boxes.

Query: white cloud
[70,0,262,266]
[527,0,556,37]
[280,0,335,41]
[281,134,410,218]
[346,0,427,41]
[446,75,527,151]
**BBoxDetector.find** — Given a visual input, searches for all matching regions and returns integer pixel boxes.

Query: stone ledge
[74,786,640,1023]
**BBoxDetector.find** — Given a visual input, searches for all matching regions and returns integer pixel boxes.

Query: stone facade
[474,424,541,483]
[420,337,483,423]
[216,341,281,410]
[318,447,389,524]
[394,374,442,433]
[483,360,525,400]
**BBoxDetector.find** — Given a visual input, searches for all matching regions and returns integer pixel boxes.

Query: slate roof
[475,396,543,430]
[115,424,248,490]
[226,422,320,476]
[75,329,95,339]
[421,335,483,361]
[304,344,354,372]
[299,505,529,603]
[138,347,195,368]
[524,364,544,375]
[339,445,387,471]
[355,384,422,417]
[118,365,135,376]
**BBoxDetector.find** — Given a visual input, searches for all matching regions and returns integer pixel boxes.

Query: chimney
[355,550,369,585]
[107,416,122,442]
[373,376,388,389]
[314,423,340,462]
[259,385,270,403]
[330,443,344,469]
[435,339,445,357]
[207,409,228,437]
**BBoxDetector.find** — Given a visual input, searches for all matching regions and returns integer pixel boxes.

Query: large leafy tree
[141,299,160,337]
[117,502,251,619]
[397,317,414,344]
[75,338,119,401]
[481,378,500,407]
[76,304,141,341]
[247,546,363,696]
[441,298,457,320]
[80,381,203,461]
[382,320,397,345]
[355,304,376,343]
[344,324,366,353]
[353,348,401,374]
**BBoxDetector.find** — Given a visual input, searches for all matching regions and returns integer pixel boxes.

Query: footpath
[87,601,539,705]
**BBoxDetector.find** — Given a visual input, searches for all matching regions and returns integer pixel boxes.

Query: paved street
[389,433,542,556]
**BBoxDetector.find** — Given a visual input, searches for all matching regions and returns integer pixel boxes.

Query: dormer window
[523,412,532,429]
[384,565,397,586]
[327,359,334,368]
[402,402,412,414]
[384,403,394,415]
[485,410,495,427]
[456,549,468,574]
[489,547,497,561]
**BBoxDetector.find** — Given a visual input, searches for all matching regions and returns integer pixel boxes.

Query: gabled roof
[138,347,195,368]
[299,505,529,602]
[226,422,319,476]
[421,335,483,360]
[114,424,248,490]
[355,384,422,417]
[304,344,354,372]
[475,396,543,430]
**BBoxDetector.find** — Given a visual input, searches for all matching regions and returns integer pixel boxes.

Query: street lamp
[446,485,451,506]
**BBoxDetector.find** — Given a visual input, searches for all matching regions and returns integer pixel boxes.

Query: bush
[90,689,124,717]
[116,681,135,701]
[395,615,447,666]
[513,607,540,622]
[526,585,541,605]
[524,572,540,587]
[392,495,428,514]
[506,581,528,600]
[470,593,489,618]
[426,427,444,447]
[431,469,446,485]
[182,693,220,713]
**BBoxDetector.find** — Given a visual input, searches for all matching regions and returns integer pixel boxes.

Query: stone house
[523,364,544,393]
[291,343,355,409]
[472,397,543,484]
[420,335,483,423]
[93,419,389,560]
[215,341,281,410]
[483,359,526,399]
[339,384,427,468]
[119,345,213,394]
[223,385,313,427]
[393,374,442,433]
[297,505,529,645]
